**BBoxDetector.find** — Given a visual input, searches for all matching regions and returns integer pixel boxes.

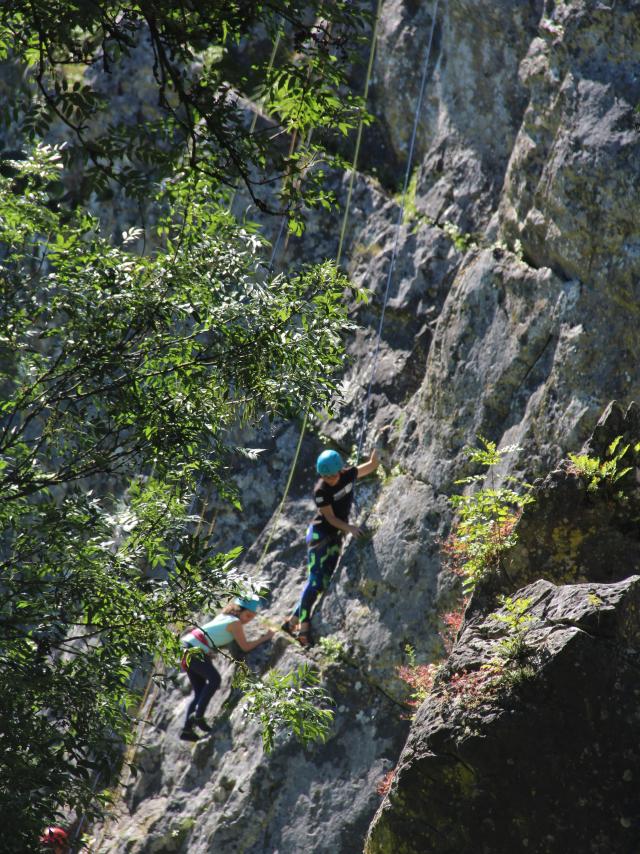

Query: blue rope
[355,0,441,466]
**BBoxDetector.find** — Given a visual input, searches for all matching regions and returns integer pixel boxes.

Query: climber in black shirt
[282,447,379,646]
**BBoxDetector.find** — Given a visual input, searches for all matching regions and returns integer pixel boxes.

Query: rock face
[499,402,640,596]
[95,1,640,852]
[366,575,640,854]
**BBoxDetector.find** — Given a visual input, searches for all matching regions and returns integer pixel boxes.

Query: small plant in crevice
[485,594,538,690]
[439,605,467,656]
[376,767,396,797]
[317,635,346,663]
[587,591,604,608]
[396,643,439,716]
[446,437,535,596]
[442,220,478,253]
[396,598,468,717]
[567,435,639,497]
[394,169,421,225]
[441,664,501,710]
[490,595,535,665]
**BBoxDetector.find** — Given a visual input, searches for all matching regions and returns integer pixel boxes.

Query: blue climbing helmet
[316,449,343,477]
[234,595,261,612]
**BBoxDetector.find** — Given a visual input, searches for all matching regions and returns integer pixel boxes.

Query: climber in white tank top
[179,596,273,742]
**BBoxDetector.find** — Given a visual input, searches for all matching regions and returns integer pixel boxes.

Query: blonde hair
[222,602,243,616]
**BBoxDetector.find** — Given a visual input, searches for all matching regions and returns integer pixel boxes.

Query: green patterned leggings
[293,525,341,623]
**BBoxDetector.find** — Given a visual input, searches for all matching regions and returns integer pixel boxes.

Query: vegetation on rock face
[446,438,534,596]
[0,144,353,848]
[567,435,639,496]
[236,663,334,754]
[396,644,438,715]
[390,440,537,747]
[0,1,369,845]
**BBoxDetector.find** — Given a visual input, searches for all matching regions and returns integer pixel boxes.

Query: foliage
[396,598,468,716]
[396,644,439,714]
[567,436,639,494]
[442,220,478,253]
[440,606,466,656]
[398,597,537,719]
[376,768,396,797]
[587,591,604,608]
[0,145,355,846]
[0,0,370,220]
[442,665,500,709]
[397,169,422,225]
[448,437,534,596]
[236,663,334,754]
[317,635,346,663]
[490,595,535,665]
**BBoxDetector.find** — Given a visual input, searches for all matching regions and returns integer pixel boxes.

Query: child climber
[179,596,273,741]
[282,447,379,646]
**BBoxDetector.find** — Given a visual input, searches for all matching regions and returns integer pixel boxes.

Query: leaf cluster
[567,435,639,495]
[235,662,334,754]
[317,634,346,663]
[490,595,535,665]
[1,148,354,499]
[397,644,438,712]
[448,438,534,596]
[0,0,370,218]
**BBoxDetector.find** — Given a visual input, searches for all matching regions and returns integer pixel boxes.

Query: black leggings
[184,655,222,727]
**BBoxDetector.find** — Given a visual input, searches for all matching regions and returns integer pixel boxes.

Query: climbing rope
[89,12,444,845]
[257,0,444,629]
[335,0,383,269]
[255,407,309,574]
[319,0,444,644]
[355,0,441,466]
[256,0,386,572]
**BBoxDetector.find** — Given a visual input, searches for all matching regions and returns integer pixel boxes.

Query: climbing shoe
[179,727,200,742]
[191,716,213,733]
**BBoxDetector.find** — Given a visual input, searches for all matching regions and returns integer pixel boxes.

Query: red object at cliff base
[39,826,69,851]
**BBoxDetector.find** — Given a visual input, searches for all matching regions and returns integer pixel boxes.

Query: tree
[0,0,368,224]
[0,2,369,847]
[0,142,356,850]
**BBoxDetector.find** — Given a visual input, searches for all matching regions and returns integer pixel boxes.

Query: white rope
[355,0,441,465]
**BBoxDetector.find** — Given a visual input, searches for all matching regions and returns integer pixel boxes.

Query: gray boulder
[366,575,640,854]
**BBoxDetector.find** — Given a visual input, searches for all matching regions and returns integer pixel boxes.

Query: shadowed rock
[366,575,640,854]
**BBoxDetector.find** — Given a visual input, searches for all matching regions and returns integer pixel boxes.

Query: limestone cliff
[97,1,640,852]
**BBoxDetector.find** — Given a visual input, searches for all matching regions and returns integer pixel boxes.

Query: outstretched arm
[356,448,379,479]
[227,621,273,652]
